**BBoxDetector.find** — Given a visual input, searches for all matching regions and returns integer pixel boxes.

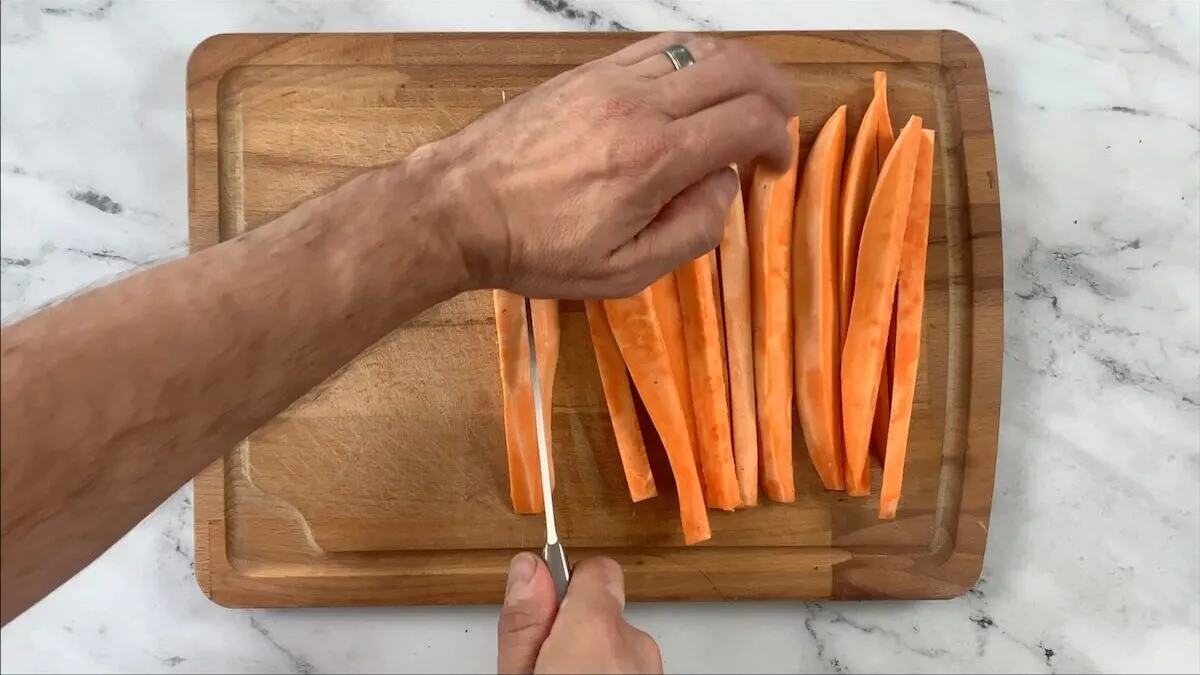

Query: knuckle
[727,41,768,70]
[740,93,778,133]
[686,36,723,60]
[604,130,668,174]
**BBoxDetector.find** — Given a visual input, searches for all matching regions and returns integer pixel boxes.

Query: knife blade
[523,296,570,602]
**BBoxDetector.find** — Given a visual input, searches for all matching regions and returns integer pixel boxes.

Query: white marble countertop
[1,0,1197,673]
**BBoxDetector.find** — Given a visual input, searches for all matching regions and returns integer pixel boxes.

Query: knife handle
[542,541,570,603]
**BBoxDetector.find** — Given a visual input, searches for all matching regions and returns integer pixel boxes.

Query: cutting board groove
[187,30,1002,606]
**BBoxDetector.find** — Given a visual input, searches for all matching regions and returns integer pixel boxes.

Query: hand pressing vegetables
[494,290,559,514]
[792,105,848,492]
[841,115,924,497]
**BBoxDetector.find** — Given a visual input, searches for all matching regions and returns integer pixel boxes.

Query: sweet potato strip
[533,299,559,489]
[585,301,657,502]
[792,106,848,491]
[650,274,701,471]
[871,70,898,461]
[880,129,936,519]
[677,253,741,510]
[874,71,896,162]
[841,115,923,496]
[605,292,711,544]
[838,91,882,344]
[718,170,759,506]
[747,116,801,503]
[494,291,558,514]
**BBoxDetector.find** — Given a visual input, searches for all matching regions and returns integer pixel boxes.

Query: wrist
[382,137,503,293]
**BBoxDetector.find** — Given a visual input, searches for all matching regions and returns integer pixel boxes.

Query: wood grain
[187,31,1003,606]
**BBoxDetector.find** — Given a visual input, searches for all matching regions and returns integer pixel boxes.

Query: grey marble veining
[1,0,1197,673]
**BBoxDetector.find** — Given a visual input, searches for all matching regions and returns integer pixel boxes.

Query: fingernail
[504,552,538,604]
[716,167,739,202]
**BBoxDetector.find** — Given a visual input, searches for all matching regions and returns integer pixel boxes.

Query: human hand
[497,553,662,674]
[432,32,796,299]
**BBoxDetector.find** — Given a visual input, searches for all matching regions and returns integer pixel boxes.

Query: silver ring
[663,43,696,71]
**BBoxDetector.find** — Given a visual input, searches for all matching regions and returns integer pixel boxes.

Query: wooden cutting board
[187,31,1002,607]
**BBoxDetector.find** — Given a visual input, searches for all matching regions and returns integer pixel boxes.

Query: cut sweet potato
[841,115,923,497]
[880,128,936,519]
[838,92,881,345]
[676,253,741,511]
[649,274,701,472]
[718,170,759,507]
[793,105,848,492]
[870,70,898,462]
[585,300,656,503]
[747,116,801,503]
[605,292,711,544]
[874,71,896,163]
[494,291,558,514]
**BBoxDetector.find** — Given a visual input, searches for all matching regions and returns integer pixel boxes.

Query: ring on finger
[663,43,696,71]
[626,37,715,79]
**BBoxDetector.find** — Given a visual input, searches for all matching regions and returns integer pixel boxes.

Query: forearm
[0,146,470,625]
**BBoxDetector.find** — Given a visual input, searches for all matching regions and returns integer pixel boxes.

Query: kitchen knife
[523,296,570,602]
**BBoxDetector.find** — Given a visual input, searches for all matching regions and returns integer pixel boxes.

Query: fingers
[603,31,693,66]
[606,167,738,290]
[497,553,558,675]
[651,94,793,199]
[533,557,665,673]
[557,556,627,619]
[645,38,796,119]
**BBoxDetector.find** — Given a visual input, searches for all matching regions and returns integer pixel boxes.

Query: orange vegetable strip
[792,105,848,491]
[584,301,657,502]
[875,71,896,163]
[604,292,711,544]
[718,171,759,506]
[838,89,882,344]
[494,290,556,514]
[880,129,935,519]
[649,274,702,473]
[748,116,801,503]
[870,69,898,462]
[841,115,923,496]
[676,253,741,511]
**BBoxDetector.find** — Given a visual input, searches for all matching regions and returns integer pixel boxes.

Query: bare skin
[0,32,794,672]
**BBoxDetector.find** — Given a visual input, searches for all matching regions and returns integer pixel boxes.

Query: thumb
[608,165,739,287]
[497,552,558,674]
